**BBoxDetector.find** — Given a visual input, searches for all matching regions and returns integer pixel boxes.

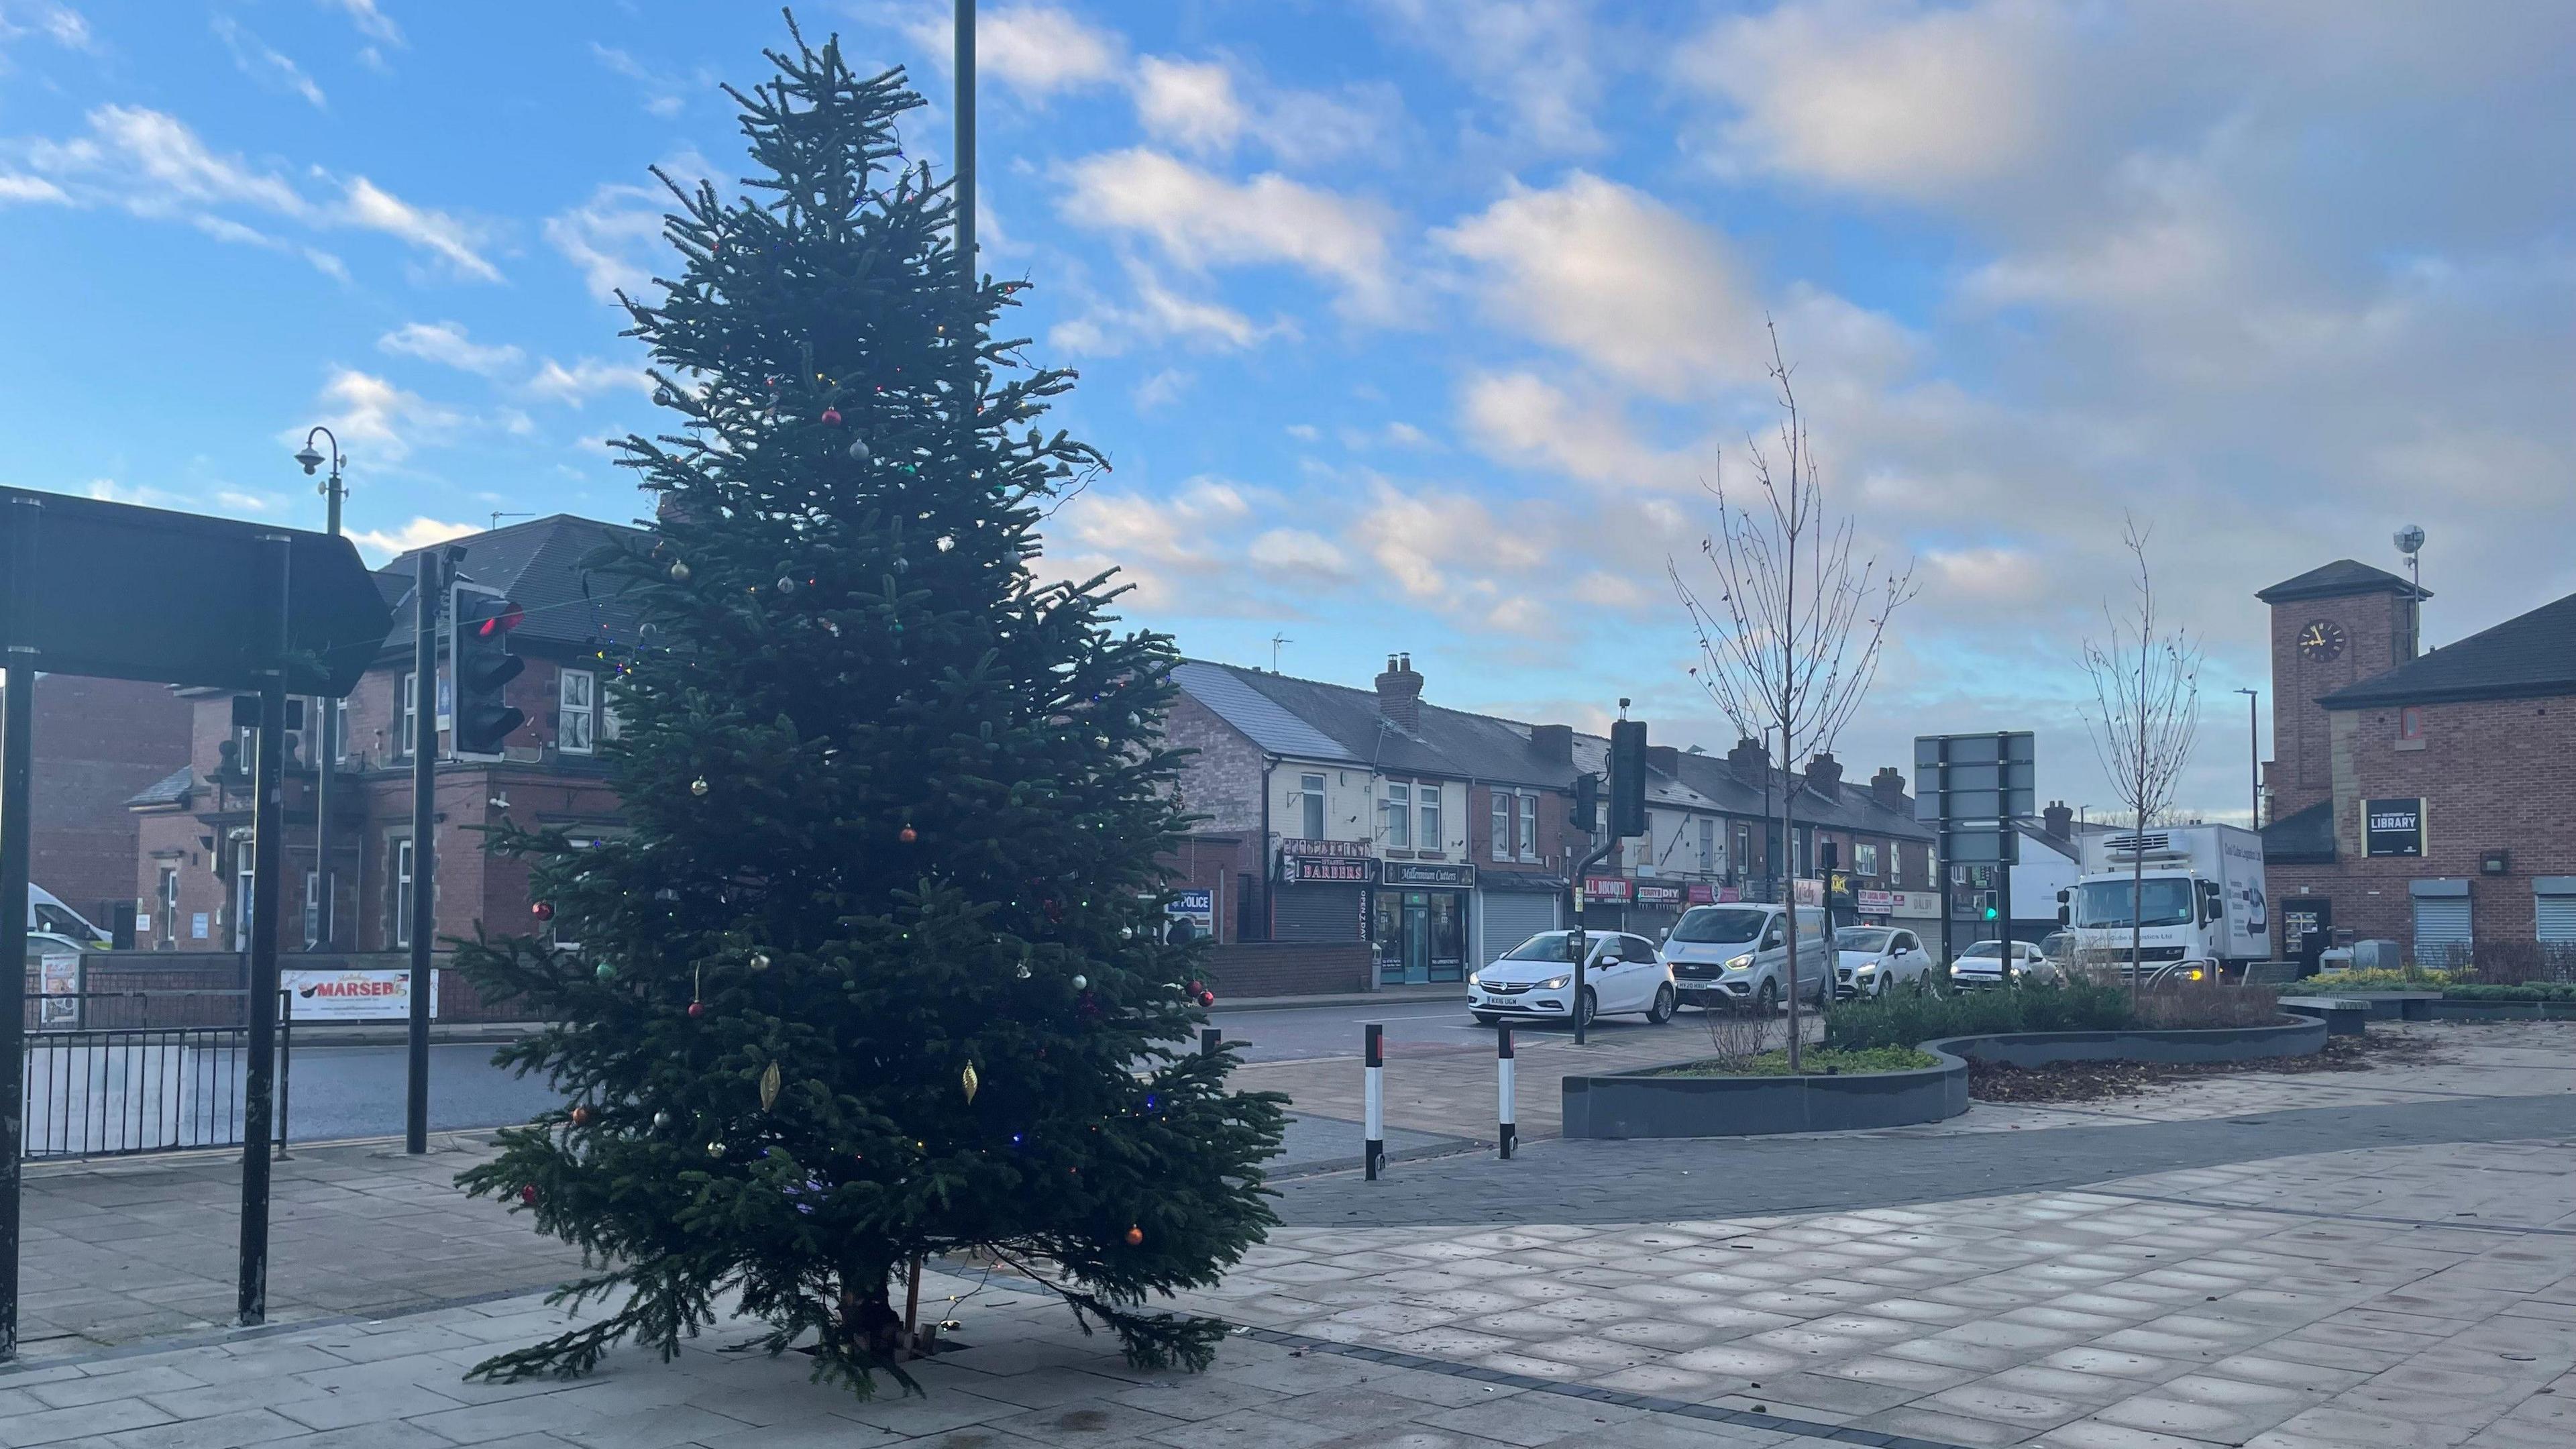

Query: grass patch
[1652,1045,1939,1078]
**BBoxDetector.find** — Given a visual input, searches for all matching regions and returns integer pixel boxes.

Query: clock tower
[2256,559,2428,824]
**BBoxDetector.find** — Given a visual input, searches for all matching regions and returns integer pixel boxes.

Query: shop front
[1374,861,1474,985]
[1629,881,1689,941]
[1274,839,1372,943]
[1474,872,1565,961]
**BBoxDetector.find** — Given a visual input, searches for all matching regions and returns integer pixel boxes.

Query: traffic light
[1981,890,2001,922]
[449,582,525,759]
[1568,772,1599,834]
[1607,718,1647,838]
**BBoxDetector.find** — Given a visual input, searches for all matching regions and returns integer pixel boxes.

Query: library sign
[2364,798,2426,857]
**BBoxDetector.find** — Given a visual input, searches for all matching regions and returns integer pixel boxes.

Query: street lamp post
[292,429,345,951]
[2233,688,2259,829]
[2394,525,2426,658]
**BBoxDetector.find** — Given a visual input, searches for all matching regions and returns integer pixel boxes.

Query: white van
[28,885,109,948]
[1660,902,1831,1014]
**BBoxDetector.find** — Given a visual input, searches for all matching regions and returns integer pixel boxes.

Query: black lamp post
[293,428,345,949]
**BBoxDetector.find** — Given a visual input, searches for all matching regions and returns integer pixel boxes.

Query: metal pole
[1362,1023,1383,1180]
[1996,733,2014,970]
[2235,688,2259,828]
[407,550,439,1154]
[0,497,37,1359]
[238,535,290,1326]
[1496,1025,1515,1160]
[1199,1026,1220,1057]
[303,429,343,953]
[1567,838,1613,1046]
[954,0,975,285]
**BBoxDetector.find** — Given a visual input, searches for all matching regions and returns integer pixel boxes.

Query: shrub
[2460,941,2576,987]
[2445,982,2576,1003]
[1653,1046,1939,1077]
[2320,967,2453,989]
[1822,978,2133,1051]
[2131,984,2279,1029]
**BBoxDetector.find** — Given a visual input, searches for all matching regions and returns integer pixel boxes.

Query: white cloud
[527,357,653,406]
[1676,0,2056,199]
[308,369,464,462]
[213,16,327,109]
[1134,58,1244,154]
[0,172,65,203]
[1356,481,1545,600]
[14,106,499,280]
[590,43,692,117]
[1246,528,1349,578]
[1438,174,1770,394]
[545,178,670,301]
[975,5,1124,100]
[1061,148,1395,315]
[0,1,91,50]
[1132,368,1191,411]
[348,517,477,561]
[379,321,524,375]
[1373,0,1601,154]
[1049,259,1286,356]
[320,0,403,48]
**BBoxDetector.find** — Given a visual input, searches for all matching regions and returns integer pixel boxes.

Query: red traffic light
[475,600,525,637]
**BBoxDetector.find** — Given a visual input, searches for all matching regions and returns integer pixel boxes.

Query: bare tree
[2080,517,2203,991]
[1674,324,1916,1071]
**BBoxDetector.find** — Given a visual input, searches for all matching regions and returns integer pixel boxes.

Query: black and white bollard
[1363,1022,1385,1181]
[1497,1024,1516,1160]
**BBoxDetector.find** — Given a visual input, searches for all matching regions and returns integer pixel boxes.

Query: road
[266,996,1723,1141]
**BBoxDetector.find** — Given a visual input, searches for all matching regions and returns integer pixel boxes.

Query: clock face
[2298,619,2346,662]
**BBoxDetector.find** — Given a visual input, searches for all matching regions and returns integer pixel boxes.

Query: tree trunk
[1782,774,1802,1072]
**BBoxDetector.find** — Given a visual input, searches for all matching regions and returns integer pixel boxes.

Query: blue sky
[3,1,2571,820]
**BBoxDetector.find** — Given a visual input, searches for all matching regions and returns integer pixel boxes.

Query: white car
[1947,938,2061,989]
[1469,930,1676,1028]
[1832,926,1933,1000]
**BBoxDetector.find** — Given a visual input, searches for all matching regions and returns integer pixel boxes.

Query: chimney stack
[1725,735,1769,769]
[1375,652,1424,733]
[1644,744,1680,775]
[2043,800,2074,841]
[1805,753,1843,798]
[1870,766,1907,812]
[1529,723,1573,763]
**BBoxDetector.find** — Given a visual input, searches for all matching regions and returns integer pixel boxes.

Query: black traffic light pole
[1568,710,1650,1048]
[237,533,292,1325]
[407,549,440,1155]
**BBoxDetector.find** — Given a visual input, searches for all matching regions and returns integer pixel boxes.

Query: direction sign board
[0,488,390,697]
[1914,731,2035,823]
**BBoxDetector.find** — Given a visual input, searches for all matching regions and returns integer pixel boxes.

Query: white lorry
[2059,824,2269,978]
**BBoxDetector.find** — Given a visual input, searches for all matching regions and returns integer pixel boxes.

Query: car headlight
[1540,975,1570,990]
[1723,953,1754,971]
[1855,959,1878,974]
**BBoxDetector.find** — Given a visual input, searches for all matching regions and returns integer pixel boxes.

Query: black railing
[18,991,292,1160]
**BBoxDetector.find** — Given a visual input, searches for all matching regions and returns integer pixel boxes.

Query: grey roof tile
[2320,589,2576,708]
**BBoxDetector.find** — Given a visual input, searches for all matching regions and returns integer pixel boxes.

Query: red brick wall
[2269,588,2416,820]
[2265,689,2576,957]
[26,675,192,922]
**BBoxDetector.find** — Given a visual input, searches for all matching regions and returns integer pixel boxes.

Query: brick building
[128,515,638,953]
[2257,560,2576,971]
[8,674,193,938]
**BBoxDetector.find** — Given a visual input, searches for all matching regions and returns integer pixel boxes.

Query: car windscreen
[32,903,91,938]
[1502,933,1569,961]
[1960,941,2002,957]
[2072,878,2194,928]
[1835,928,1892,951]
[1670,907,1767,944]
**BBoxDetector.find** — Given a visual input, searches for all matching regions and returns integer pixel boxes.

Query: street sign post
[0,488,389,1352]
[1915,732,2035,967]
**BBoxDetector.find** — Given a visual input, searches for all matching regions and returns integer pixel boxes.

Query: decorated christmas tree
[454,18,1283,1396]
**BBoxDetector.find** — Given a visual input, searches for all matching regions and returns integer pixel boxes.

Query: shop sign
[37,946,79,1027]
[1383,861,1475,888]
[1686,883,1716,904]
[1633,883,1685,906]
[1580,875,1631,904]
[1857,889,1896,914]
[280,968,439,1022]
[1890,890,1942,916]
[1792,877,1825,906]
[1279,838,1369,858]
[1281,855,1373,883]
[2364,798,2425,857]
[1717,885,1742,903]
[1827,870,1854,903]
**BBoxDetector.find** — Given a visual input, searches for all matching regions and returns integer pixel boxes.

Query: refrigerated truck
[2059,824,2269,977]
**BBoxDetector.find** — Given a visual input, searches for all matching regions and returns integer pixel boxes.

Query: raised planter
[2310,989,2441,1021]
[1560,1015,2327,1140]
[2432,998,2576,1022]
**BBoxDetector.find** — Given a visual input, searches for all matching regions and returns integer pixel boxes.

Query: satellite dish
[2394,525,2426,555]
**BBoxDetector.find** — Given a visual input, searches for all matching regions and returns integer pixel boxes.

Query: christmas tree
[454,17,1284,1397]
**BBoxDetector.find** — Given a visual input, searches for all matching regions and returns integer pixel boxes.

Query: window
[1383,782,1411,849]
[303,869,321,950]
[2397,706,2425,749]
[156,866,179,949]
[1492,792,1511,860]
[559,669,596,754]
[1517,792,1538,858]
[399,672,419,757]
[1699,818,1716,875]
[1419,782,1442,854]
[1299,773,1326,839]
[330,697,350,763]
[1855,841,1880,877]
[1794,826,1813,875]
[1735,823,1752,882]
[394,838,415,948]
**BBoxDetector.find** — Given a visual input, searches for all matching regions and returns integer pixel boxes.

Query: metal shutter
[2412,896,2473,968]
[2537,889,2576,945]
[1273,884,1363,943]
[1480,892,1558,961]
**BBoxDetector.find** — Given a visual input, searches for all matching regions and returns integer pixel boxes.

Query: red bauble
[1198,990,1217,1008]
[821,407,842,425]
[687,1000,706,1018]
[1124,1226,1144,1246]
[519,1185,538,1204]
[531,901,554,921]
[898,826,918,843]
[569,1106,591,1127]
